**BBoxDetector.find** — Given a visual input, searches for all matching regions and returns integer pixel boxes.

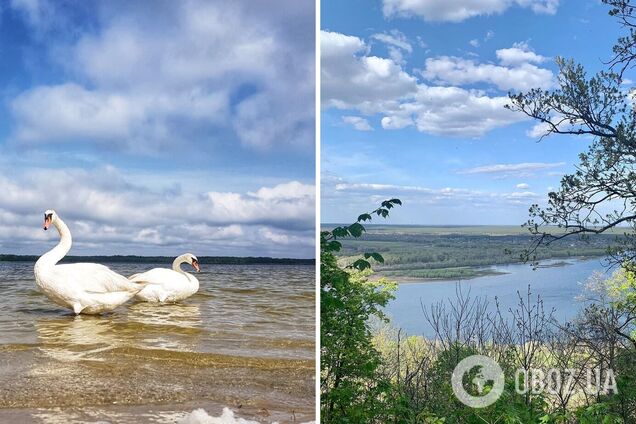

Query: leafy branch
[321,198,402,271]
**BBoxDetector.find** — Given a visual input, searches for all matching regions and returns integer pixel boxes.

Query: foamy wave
[178,408,315,424]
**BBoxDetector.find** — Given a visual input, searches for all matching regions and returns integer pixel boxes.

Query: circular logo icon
[452,355,504,408]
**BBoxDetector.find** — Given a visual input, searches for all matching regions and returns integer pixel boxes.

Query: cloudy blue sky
[0,0,315,257]
[321,0,624,225]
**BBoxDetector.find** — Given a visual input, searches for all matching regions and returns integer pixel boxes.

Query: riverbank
[367,256,605,283]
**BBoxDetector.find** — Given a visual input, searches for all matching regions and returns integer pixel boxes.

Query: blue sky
[0,0,315,257]
[321,0,624,225]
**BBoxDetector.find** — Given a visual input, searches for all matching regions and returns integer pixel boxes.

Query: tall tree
[507,0,636,269]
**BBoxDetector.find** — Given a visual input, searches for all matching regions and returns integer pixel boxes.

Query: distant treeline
[0,254,314,265]
[332,226,621,279]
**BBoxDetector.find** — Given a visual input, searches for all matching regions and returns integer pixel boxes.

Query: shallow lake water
[0,262,315,423]
[385,258,609,338]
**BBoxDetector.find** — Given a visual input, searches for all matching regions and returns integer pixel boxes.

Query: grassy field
[322,224,623,280]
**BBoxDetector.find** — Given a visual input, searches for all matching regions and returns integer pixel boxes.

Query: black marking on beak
[43,213,53,231]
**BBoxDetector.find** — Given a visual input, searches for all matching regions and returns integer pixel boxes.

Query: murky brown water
[0,262,315,423]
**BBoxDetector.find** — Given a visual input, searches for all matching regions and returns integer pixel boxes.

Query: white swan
[129,253,200,303]
[34,209,146,315]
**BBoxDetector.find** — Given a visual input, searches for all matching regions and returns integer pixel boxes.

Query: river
[385,258,609,338]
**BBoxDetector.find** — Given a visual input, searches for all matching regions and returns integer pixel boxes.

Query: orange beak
[43,216,51,231]
[192,260,200,272]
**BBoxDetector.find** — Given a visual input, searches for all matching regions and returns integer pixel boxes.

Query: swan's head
[43,209,57,231]
[186,253,200,272]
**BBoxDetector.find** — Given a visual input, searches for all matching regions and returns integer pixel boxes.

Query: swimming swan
[129,253,200,303]
[34,210,146,315]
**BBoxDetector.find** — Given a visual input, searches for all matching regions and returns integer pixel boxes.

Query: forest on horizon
[0,254,314,265]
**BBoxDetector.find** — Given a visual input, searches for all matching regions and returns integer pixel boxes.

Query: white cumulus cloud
[381,85,527,137]
[321,30,418,112]
[0,167,315,257]
[10,0,314,152]
[496,42,547,66]
[421,56,553,91]
[322,31,532,137]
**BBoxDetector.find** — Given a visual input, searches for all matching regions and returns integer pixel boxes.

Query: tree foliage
[506,1,636,269]
[320,199,402,423]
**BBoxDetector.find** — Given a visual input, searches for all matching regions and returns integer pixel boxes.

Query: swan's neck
[172,255,189,273]
[36,218,72,268]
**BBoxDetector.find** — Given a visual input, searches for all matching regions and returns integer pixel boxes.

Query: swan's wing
[52,263,144,294]
[129,268,184,288]
[131,269,197,302]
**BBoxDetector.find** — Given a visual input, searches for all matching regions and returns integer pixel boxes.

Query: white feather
[34,211,145,315]
[130,255,200,303]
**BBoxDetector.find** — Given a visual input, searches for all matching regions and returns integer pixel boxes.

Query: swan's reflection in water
[127,301,203,330]
[34,303,203,362]
[34,315,117,362]
[126,302,203,351]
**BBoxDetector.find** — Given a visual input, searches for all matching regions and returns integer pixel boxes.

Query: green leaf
[348,222,366,238]
[357,213,372,222]
[371,252,384,263]
[326,241,342,252]
[331,227,349,238]
[363,252,384,263]
[351,259,371,271]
